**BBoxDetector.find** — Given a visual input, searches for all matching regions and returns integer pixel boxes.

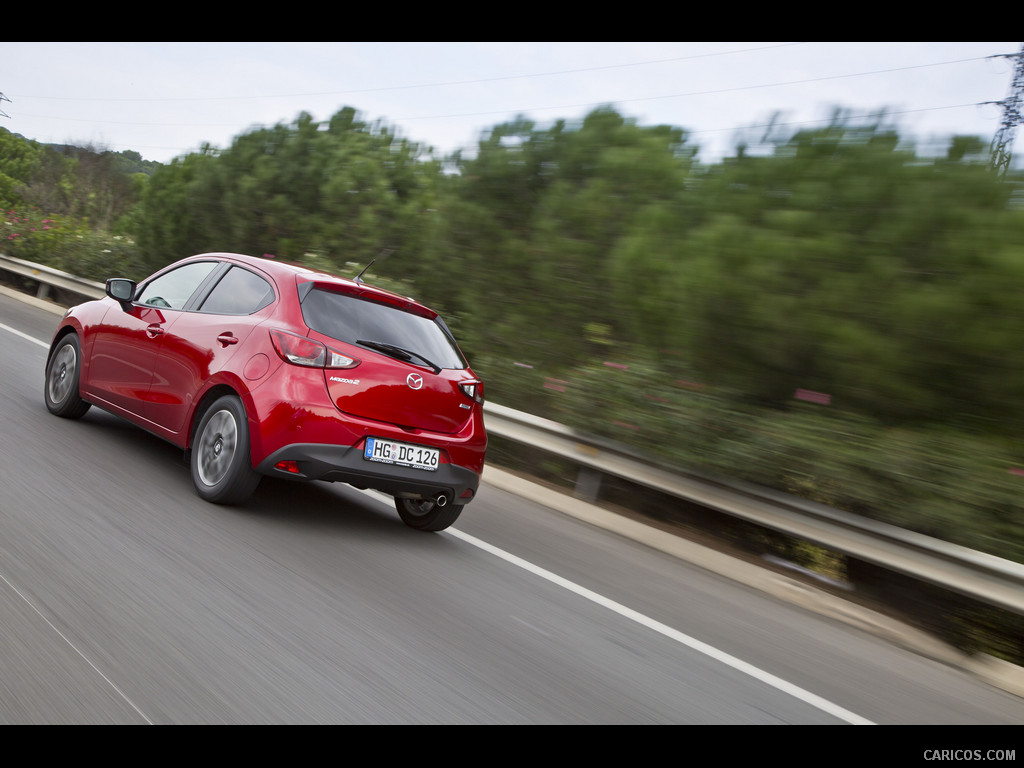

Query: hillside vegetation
[3,108,1023,571]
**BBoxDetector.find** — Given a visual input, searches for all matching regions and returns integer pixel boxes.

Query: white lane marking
[450,528,875,724]
[0,321,50,349]
[359,489,874,725]
[1,320,870,725]
[0,321,149,721]
[0,570,153,724]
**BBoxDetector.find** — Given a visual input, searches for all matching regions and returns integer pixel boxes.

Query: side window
[137,262,218,310]
[199,266,275,315]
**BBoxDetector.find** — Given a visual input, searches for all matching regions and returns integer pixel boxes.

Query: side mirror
[105,278,137,310]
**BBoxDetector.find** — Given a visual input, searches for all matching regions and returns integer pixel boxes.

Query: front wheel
[44,334,91,419]
[395,497,463,532]
[190,395,261,505]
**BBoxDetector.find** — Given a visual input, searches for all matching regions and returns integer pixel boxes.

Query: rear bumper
[256,442,481,505]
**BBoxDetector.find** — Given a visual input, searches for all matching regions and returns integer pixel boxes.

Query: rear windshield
[301,288,467,370]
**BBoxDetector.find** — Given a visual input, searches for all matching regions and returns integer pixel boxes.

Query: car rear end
[251,273,487,514]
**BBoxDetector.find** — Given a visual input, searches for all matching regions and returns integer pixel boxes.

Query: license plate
[364,437,439,471]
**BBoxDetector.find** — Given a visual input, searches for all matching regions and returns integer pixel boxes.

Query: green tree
[0,128,49,207]
[431,107,696,392]
[134,108,442,278]
[610,122,1024,432]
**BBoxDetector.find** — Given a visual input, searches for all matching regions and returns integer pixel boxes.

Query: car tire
[44,334,91,419]
[190,395,261,505]
[394,497,463,532]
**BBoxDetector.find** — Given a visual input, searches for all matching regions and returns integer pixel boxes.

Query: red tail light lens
[459,379,484,404]
[270,329,359,369]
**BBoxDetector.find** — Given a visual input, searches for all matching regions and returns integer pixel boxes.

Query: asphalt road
[2,287,1023,726]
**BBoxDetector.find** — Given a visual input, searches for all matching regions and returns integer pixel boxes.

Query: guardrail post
[575,466,603,503]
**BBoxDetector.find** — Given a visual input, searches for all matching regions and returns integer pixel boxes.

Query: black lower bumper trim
[256,443,480,504]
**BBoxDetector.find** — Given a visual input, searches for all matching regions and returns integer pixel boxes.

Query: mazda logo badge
[407,373,423,390]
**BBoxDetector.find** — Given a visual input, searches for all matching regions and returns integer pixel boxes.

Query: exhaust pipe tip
[435,492,449,507]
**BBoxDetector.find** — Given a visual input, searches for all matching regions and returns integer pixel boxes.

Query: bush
[3,206,148,281]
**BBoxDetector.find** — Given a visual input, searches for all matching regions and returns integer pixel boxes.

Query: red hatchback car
[43,252,487,531]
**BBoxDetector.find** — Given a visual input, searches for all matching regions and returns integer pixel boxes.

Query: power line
[10,56,1011,129]
[6,44,1019,162]
[9,49,1008,108]
[12,44,812,104]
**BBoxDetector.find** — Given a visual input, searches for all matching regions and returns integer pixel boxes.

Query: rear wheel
[44,334,91,419]
[190,395,261,505]
[394,497,463,532]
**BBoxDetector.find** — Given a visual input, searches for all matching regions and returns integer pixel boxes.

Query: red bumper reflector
[275,460,301,474]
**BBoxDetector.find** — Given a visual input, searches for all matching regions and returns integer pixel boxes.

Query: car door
[85,261,219,419]
[145,264,276,434]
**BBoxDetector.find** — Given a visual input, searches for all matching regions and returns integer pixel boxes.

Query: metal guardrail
[2,254,1022,617]
[482,404,1024,617]
[0,254,104,302]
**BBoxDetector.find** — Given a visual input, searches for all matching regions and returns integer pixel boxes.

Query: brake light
[270,329,359,369]
[459,379,484,404]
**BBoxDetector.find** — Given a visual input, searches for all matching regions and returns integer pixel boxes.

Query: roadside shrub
[3,206,147,281]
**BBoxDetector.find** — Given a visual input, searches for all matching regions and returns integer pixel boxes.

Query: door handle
[217,333,239,346]
[146,323,164,337]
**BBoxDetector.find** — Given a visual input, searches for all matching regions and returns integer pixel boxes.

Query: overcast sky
[1,42,1021,166]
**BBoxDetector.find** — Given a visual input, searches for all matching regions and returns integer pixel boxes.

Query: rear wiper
[356,340,441,374]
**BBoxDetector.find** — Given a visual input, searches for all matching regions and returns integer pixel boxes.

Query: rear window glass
[301,288,466,370]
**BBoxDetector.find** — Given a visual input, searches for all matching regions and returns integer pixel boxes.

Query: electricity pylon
[989,44,1024,175]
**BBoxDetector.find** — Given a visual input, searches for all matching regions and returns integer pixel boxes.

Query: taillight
[459,379,484,404]
[270,329,359,369]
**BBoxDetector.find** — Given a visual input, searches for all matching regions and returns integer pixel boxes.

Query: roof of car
[189,252,435,316]
[190,252,315,277]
